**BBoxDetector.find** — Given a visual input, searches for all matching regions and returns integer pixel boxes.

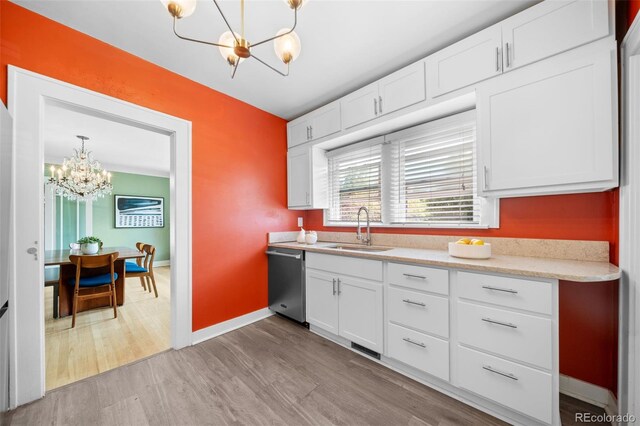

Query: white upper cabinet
[287,144,328,209]
[341,61,426,130]
[341,82,380,129]
[287,101,341,148]
[378,61,427,116]
[310,102,341,141]
[502,0,610,72]
[288,119,312,148]
[426,25,503,98]
[477,39,617,197]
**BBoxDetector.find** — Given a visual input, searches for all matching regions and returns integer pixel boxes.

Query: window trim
[323,111,500,229]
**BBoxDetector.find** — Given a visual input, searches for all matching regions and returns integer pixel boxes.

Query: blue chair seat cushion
[125,261,148,273]
[68,273,118,287]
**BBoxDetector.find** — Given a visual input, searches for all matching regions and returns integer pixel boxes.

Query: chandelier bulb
[274,29,301,64]
[161,0,197,19]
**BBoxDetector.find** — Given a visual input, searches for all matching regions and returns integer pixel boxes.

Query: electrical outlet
[297,217,304,227]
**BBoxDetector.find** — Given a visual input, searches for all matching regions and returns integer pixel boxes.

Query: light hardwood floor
[44,266,170,390]
[6,314,608,426]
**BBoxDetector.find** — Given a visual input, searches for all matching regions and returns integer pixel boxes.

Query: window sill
[322,221,492,230]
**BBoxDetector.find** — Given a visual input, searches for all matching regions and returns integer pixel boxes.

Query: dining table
[44,246,145,318]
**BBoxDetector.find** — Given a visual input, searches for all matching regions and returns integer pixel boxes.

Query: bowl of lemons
[448,238,491,259]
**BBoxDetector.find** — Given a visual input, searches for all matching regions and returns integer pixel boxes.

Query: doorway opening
[43,102,172,390]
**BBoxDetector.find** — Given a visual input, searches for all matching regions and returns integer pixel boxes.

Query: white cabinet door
[306,270,339,335]
[477,40,617,197]
[287,119,311,148]
[287,146,311,208]
[502,0,609,72]
[378,61,426,115]
[426,25,503,98]
[310,102,341,141]
[338,276,383,353]
[340,82,379,129]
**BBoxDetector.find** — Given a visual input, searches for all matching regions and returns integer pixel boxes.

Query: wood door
[287,146,311,208]
[477,40,617,197]
[310,102,341,141]
[502,0,610,72]
[287,118,311,148]
[337,276,383,353]
[426,25,503,98]
[340,82,379,129]
[306,269,339,335]
[378,61,426,115]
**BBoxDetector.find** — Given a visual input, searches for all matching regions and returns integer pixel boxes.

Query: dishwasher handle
[265,251,302,260]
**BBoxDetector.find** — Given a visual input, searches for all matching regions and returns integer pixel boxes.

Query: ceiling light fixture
[162,0,304,78]
[47,135,113,202]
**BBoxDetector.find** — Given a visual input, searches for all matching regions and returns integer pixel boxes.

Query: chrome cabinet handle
[483,365,518,381]
[373,98,378,115]
[496,46,500,71]
[483,166,489,190]
[482,317,517,329]
[310,126,313,139]
[306,126,310,140]
[482,285,518,294]
[403,337,426,348]
[378,96,383,114]
[337,278,341,295]
[403,273,426,280]
[402,299,426,307]
[332,278,336,296]
[505,43,511,68]
[265,251,301,260]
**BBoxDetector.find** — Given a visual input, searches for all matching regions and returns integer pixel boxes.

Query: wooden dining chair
[68,252,119,328]
[132,242,147,290]
[44,266,60,319]
[125,244,157,298]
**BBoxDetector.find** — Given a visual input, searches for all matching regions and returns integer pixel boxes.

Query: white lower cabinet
[457,346,553,424]
[306,255,559,425]
[306,253,383,353]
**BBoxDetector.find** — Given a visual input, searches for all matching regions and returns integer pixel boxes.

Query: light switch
[297,217,303,227]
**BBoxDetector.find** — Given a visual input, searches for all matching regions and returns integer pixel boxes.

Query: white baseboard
[191,308,273,345]
[153,260,170,267]
[560,374,618,419]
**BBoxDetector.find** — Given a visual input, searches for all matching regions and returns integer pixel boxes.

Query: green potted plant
[77,236,102,255]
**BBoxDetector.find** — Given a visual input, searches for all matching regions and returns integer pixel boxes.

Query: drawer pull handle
[402,337,426,348]
[483,365,518,381]
[403,273,427,280]
[482,317,517,328]
[402,299,426,307]
[482,285,518,294]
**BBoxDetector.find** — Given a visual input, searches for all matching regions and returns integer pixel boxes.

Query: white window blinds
[327,142,383,223]
[388,111,479,225]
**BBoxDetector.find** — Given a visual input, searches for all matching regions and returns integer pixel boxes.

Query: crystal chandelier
[47,135,113,202]
[162,0,304,78]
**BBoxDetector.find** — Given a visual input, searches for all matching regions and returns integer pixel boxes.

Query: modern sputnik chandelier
[47,136,113,202]
[162,0,304,78]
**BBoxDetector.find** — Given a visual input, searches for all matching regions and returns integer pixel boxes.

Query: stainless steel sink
[327,244,393,252]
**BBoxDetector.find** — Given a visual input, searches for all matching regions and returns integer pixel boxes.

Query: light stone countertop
[268,241,620,282]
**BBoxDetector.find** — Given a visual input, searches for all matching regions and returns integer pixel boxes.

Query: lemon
[471,239,485,246]
[456,238,471,245]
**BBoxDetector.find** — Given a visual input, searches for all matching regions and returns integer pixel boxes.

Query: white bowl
[448,242,491,259]
[305,233,318,245]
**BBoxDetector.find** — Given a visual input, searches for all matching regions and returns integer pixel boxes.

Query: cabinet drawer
[307,252,382,281]
[388,263,448,295]
[457,271,551,315]
[388,323,449,381]
[457,346,552,424]
[388,287,449,339]
[458,301,552,370]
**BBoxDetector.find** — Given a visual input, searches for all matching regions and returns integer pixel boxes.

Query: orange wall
[306,191,620,391]
[0,1,298,331]
[630,0,640,27]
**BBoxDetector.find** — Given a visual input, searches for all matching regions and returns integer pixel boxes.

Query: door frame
[7,66,193,408]
[620,12,640,420]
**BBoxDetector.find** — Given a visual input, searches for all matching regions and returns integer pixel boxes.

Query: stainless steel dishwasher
[266,248,306,323]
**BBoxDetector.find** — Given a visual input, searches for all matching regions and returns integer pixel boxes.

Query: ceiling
[44,102,171,177]
[13,0,538,120]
